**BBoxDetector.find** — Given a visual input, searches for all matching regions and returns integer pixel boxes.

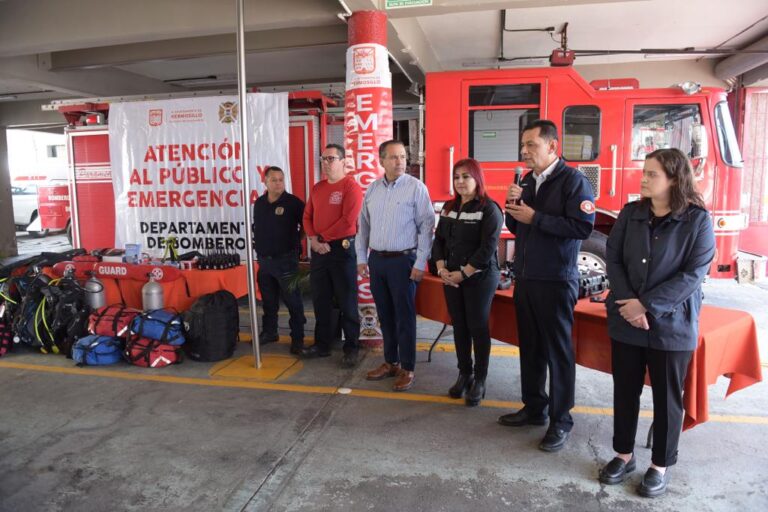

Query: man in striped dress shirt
[358,140,435,391]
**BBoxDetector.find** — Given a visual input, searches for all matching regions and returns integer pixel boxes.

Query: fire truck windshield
[714,102,743,168]
[631,104,703,161]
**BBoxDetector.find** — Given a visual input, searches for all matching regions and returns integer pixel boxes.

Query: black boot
[448,373,473,399]
[466,378,486,407]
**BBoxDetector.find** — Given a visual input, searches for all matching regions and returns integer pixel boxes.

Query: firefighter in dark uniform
[252,166,306,355]
[500,120,595,452]
[432,158,503,407]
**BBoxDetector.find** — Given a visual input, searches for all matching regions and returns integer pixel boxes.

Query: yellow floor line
[0,361,337,394]
[209,355,304,382]
[1,360,766,426]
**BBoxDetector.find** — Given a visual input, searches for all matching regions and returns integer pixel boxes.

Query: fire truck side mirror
[691,124,708,161]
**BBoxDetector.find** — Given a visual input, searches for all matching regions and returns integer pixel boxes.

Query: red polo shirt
[303,176,363,241]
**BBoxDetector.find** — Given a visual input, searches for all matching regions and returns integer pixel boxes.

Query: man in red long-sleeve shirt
[302,143,363,366]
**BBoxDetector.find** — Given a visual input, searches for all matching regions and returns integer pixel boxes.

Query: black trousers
[368,251,418,372]
[310,239,359,354]
[257,254,306,342]
[611,339,692,467]
[443,268,498,379]
[514,278,578,432]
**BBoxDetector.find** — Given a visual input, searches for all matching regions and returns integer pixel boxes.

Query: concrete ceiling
[0,0,766,120]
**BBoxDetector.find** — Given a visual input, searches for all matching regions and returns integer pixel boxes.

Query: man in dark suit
[501,120,596,452]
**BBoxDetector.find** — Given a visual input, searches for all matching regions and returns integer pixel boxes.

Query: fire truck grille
[577,165,600,200]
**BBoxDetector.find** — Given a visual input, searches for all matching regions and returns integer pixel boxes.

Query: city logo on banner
[218,101,239,123]
[353,46,376,74]
[149,109,163,127]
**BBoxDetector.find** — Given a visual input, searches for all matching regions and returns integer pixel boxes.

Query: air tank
[142,275,164,311]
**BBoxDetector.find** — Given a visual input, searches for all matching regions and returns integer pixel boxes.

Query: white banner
[108,93,289,258]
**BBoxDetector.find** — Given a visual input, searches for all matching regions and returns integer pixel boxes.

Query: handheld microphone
[514,166,524,186]
[509,166,524,206]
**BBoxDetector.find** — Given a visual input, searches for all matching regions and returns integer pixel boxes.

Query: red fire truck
[51,70,745,279]
[424,67,745,279]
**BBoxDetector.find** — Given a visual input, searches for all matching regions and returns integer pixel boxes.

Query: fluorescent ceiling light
[164,75,238,87]
[461,58,548,68]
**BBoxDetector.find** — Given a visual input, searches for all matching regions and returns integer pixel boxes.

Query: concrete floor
[1,234,767,511]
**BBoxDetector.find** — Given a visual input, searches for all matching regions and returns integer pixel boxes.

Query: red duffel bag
[124,337,182,368]
[88,305,141,339]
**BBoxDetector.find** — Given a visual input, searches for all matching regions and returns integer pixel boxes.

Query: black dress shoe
[498,407,548,427]
[598,455,636,485]
[340,351,359,368]
[289,340,304,355]
[538,427,569,452]
[448,373,473,399]
[259,332,279,345]
[638,468,670,498]
[301,345,331,358]
[465,379,486,407]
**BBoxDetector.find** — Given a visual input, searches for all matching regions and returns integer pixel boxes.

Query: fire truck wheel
[578,231,608,274]
[66,221,72,245]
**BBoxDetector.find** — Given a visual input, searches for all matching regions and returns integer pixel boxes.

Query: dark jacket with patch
[504,159,595,281]
[252,191,305,257]
[605,200,715,351]
[432,197,503,273]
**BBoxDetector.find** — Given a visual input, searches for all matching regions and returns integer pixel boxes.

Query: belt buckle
[341,239,350,249]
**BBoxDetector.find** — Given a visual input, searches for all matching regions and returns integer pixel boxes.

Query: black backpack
[46,278,91,358]
[12,273,52,352]
[183,291,239,361]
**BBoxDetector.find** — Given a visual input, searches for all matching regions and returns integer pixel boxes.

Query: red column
[345,11,393,346]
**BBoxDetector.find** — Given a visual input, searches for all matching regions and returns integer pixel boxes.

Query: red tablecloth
[415,275,763,430]
[49,265,255,311]
[111,266,253,311]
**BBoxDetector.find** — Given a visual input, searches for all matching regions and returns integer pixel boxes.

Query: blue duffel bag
[72,335,124,366]
[130,309,185,346]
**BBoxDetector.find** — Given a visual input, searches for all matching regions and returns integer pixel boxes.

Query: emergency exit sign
[385,0,432,8]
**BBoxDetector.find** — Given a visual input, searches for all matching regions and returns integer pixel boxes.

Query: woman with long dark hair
[431,158,503,406]
[599,148,715,497]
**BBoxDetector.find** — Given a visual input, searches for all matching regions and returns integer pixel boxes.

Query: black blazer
[504,159,595,282]
[605,201,715,351]
[432,197,503,273]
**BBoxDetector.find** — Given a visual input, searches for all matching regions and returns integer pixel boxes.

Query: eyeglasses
[321,156,342,163]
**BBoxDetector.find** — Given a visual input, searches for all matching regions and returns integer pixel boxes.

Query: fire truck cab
[425,67,744,279]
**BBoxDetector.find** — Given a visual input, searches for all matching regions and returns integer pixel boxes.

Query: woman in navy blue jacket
[598,148,715,497]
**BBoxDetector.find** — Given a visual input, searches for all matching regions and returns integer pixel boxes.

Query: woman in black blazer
[431,158,503,406]
[598,148,715,497]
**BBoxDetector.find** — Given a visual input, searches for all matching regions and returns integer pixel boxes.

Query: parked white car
[11,184,39,229]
